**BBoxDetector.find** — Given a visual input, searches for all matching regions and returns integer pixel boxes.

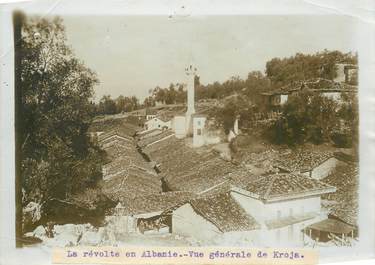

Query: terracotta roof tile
[244,173,336,202]
[322,163,359,226]
[137,130,175,148]
[190,193,260,232]
[276,150,334,173]
[102,169,162,201]
[307,218,355,234]
[112,191,195,216]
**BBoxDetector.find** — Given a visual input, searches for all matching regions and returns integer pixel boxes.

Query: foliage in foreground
[19,16,106,212]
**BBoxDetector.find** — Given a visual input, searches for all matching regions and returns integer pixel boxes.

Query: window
[197,120,201,126]
[197,129,202,135]
[158,124,160,128]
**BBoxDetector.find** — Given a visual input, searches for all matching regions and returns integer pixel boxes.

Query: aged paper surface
[51,247,319,265]
[0,0,374,265]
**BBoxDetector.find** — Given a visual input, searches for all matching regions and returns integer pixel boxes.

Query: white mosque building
[173,64,207,147]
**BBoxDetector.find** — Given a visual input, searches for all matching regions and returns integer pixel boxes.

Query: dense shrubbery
[265,50,357,88]
[19,16,107,224]
[266,91,358,147]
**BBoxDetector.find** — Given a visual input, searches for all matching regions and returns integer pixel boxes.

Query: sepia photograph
[1,1,375,264]
[15,13,360,248]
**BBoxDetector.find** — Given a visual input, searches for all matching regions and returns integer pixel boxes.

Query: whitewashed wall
[322,92,342,102]
[280,94,289,105]
[231,191,322,221]
[105,215,136,234]
[231,192,266,223]
[334,64,346,82]
[174,116,187,138]
[265,196,321,220]
[145,118,171,130]
[172,204,222,241]
[310,157,340,180]
[193,117,206,147]
[232,191,324,246]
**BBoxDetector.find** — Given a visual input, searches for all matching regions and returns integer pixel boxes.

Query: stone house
[144,116,172,131]
[106,192,194,234]
[172,173,336,246]
[276,150,346,180]
[230,173,336,246]
[145,108,157,121]
[172,192,260,243]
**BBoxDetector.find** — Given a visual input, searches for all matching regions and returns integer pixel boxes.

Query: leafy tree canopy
[20,16,105,204]
[265,50,357,88]
[266,90,359,146]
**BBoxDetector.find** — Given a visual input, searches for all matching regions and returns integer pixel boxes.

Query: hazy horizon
[61,15,358,102]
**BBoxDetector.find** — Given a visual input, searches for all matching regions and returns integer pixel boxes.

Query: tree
[243,71,272,109]
[175,83,186,104]
[19,16,105,205]
[115,95,126,113]
[152,86,166,104]
[98,95,116,114]
[143,96,155,107]
[149,83,186,105]
[209,95,253,134]
[267,90,339,145]
[334,92,359,148]
[265,50,357,88]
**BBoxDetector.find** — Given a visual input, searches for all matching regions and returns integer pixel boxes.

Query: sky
[61,15,358,102]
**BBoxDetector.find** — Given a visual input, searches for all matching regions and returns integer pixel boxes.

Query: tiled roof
[306,78,357,92]
[243,173,336,202]
[137,130,175,148]
[102,143,139,160]
[276,150,334,173]
[157,113,174,122]
[101,169,162,201]
[99,136,135,153]
[146,108,157,115]
[190,193,260,232]
[226,169,259,190]
[142,135,245,194]
[111,191,195,216]
[321,163,359,226]
[90,118,140,136]
[307,218,355,234]
[137,128,162,138]
[166,157,238,194]
[98,129,134,143]
[262,78,357,96]
[102,156,155,179]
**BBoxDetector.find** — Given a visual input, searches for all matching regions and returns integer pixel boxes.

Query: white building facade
[192,115,207,147]
[172,174,336,246]
[144,117,171,131]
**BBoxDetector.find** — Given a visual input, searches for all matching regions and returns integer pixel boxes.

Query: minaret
[184,64,197,136]
[185,64,197,115]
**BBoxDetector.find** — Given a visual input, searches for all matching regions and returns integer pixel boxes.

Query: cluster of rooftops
[90,119,358,235]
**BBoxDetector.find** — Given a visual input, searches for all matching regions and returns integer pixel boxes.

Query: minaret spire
[185,64,197,115]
